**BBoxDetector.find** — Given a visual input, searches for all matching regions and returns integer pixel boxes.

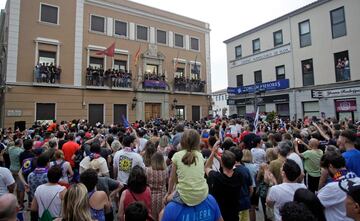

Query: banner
[227,79,289,95]
[143,80,167,89]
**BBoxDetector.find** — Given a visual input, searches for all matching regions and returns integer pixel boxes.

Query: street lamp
[254,88,266,111]
[131,97,137,110]
[171,98,178,110]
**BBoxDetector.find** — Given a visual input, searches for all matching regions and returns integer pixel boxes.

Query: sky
[0,0,317,92]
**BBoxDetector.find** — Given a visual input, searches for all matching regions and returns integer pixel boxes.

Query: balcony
[142,73,169,90]
[85,68,132,89]
[174,77,206,93]
[33,64,61,86]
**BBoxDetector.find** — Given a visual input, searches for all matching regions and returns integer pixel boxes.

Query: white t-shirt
[229,125,237,137]
[317,181,353,221]
[35,184,65,218]
[79,156,109,176]
[113,148,145,184]
[251,148,266,170]
[235,123,242,135]
[0,167,15,196]
[49,160,71,183]
[136,138,148,153]
[267,182,307,221]
[287,153,304,172]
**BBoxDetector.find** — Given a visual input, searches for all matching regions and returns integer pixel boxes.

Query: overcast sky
[0,0,317,92]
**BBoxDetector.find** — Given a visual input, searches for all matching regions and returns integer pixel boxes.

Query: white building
[224,0,360,121]
[212,89,229,117]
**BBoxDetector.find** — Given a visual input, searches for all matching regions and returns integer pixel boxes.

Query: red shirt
[62,141,80,167]
[123,187,152,220]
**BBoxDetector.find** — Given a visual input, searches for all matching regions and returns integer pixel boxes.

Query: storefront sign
[229,44,291,68]
[311,87,360,98]
[335,99,357,112]
[227,79,289,95]
[7,110,22,117]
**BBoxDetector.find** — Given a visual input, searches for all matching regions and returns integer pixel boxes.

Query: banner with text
[227,79,289,95]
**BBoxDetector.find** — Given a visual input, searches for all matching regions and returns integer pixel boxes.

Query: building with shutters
[0,0,211,128]
[211,89,229,118]
[225,0,360,121]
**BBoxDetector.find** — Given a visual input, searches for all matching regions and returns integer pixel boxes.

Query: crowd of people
[86,66,132,88]
[34,63,62,84]
[144,73,166,82]
[0,116,360,221]
[174,76,206,92]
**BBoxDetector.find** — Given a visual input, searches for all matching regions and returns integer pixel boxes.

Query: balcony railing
[33,64,61,84]
[142,73,169,90]
[85,68,132,88]
[174,77,206,93]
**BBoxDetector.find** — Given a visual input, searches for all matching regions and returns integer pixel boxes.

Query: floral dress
[145,167,168,221]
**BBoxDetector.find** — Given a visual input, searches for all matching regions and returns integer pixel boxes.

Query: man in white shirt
[266,159,307,221]
[318,151,357,221]
[113,135,145,184]
[0,166,15,197]
[135,128,148,153]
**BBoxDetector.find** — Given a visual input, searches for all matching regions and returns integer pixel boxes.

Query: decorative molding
[74,0,84,87]
[35,37,61,45]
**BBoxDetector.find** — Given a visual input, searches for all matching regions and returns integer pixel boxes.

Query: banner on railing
[227,79,289,94]
[144,80,167,89]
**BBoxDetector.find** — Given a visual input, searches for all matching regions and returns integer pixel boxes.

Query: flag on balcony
[193,55,200,75]
[134,45,141,66]
[174,51,180,71]
[96,42,115,57]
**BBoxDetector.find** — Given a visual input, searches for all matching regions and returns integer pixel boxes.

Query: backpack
[21,158,34,175]
[39,192,59,221]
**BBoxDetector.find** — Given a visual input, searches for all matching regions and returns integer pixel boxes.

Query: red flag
[96,42,115,57]
[134,45,141,66]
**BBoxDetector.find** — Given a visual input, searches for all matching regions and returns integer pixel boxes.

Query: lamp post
[171,98,178,110]
[131,97,137,110]
[254,88,266,112]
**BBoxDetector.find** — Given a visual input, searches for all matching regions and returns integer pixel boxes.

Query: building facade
[211,89,229,117]
[225,0,360,121]
[0,0,211,128]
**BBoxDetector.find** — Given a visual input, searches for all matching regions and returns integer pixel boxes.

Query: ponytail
[180,129,200,166]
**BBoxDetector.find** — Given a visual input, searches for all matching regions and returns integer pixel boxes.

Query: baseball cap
[339,176,360,204]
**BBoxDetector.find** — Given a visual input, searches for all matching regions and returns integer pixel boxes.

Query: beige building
[225,0,360,121]
[0,0,211,129]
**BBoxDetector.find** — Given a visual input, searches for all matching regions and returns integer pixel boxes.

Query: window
[39,51,56,65]
[114,20,127,37]
[303,101,319,118]
[302,59,314,86]
[254,70,262,84]
[90,57,104,69]
[252,38,260,53]
[276,65,285,80]
[157,30,167,44]
[331,7,346,38]
[258,105,266,113]
[91,15,105,33]
[299,20,311,47]
[236,74,243,87]
[36,103,55,120]
[190,37,199,51]
[191,63,200,79]
[273,30,283,47]
[235,45,242,59]
[175,106,185,120]
[237,106,246,118]
[114,60,127,71]
[136,25,148,41]
[175,34,184,48]
[113,104,127,125]
[40,4,58,24]
[89,104,104,126]
[334,51,350,82]
[175,67,184,78]
[145,64,158,74]
[276,103,290,118]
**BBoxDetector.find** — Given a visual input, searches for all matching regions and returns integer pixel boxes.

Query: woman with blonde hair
[49,150,73,186]
[158,135,171,158]
[55,183,94,221]
[145,152,168,221]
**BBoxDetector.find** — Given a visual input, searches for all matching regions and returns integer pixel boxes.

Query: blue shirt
[161,195,222,221]
[343,149,360,177]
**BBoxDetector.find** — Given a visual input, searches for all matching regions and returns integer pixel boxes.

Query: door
[145,103,161,121]
[192,105,200,122]
[114,104,127,125]
[89,104,104,126]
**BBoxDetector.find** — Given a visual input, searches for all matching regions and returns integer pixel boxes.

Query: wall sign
[7,110,22,117]
[335,99,357,112]
[229,44,291,68]
[312,87,360,98]
[227,79,289,95]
